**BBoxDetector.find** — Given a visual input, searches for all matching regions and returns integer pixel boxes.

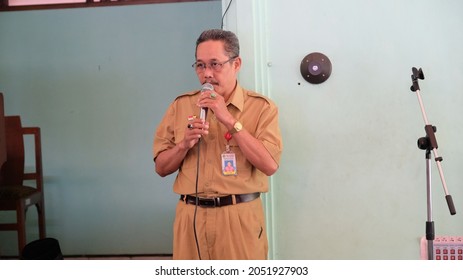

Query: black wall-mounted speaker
[300,52,332,84]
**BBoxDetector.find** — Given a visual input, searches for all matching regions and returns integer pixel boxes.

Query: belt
[180,192,260,208]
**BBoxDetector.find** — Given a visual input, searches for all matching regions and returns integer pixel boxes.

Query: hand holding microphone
[197,83,234,128]
[197,82,226,121]
[183,83,214,147]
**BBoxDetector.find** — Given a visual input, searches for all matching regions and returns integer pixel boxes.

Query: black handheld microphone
[199,83,214,121]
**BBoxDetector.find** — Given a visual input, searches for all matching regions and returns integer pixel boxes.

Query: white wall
[225,0,463,259]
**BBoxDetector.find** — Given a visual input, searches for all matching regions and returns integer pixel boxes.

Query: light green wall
[226,0,463,259]
[0,1,221,256]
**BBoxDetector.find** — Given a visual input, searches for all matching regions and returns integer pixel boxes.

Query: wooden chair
[0,93,5,182]
[0,109,46,255]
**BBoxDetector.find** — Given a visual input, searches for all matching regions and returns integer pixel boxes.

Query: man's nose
[203,66,214,78]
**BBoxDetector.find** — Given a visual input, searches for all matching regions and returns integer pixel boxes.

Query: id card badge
[222,151,237,176]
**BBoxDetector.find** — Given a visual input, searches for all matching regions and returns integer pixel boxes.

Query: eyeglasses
[192,57,237,72]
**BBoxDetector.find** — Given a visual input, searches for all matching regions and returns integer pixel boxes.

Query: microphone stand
[410,67,456,260]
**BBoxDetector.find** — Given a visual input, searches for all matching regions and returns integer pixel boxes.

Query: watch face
[234,122,242,131]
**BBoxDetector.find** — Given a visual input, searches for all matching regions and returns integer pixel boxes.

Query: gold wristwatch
[229,121,243,134]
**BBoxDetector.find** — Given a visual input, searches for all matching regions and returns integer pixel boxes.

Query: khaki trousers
[173,197,268,260]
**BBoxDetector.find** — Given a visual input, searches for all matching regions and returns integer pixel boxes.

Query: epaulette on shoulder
[174,90,200,101]
[246,90,273,105]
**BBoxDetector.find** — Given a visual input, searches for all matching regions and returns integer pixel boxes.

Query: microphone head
[199,83,213,121]
[201,83,214,92]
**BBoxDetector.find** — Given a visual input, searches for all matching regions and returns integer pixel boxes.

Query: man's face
[195,40,240,97]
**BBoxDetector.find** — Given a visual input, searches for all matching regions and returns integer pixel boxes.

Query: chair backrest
[1,116,25,186]
[0,93,6,183]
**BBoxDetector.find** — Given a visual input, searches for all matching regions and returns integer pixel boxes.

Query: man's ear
[233,56,242,71]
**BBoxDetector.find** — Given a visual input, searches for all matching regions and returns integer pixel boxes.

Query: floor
[64,254,173,260]
[1,254,173,260]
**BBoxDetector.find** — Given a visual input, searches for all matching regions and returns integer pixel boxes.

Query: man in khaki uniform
[153,29,282,260]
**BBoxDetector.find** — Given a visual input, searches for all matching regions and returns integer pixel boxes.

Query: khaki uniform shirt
[153,84,282,196]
